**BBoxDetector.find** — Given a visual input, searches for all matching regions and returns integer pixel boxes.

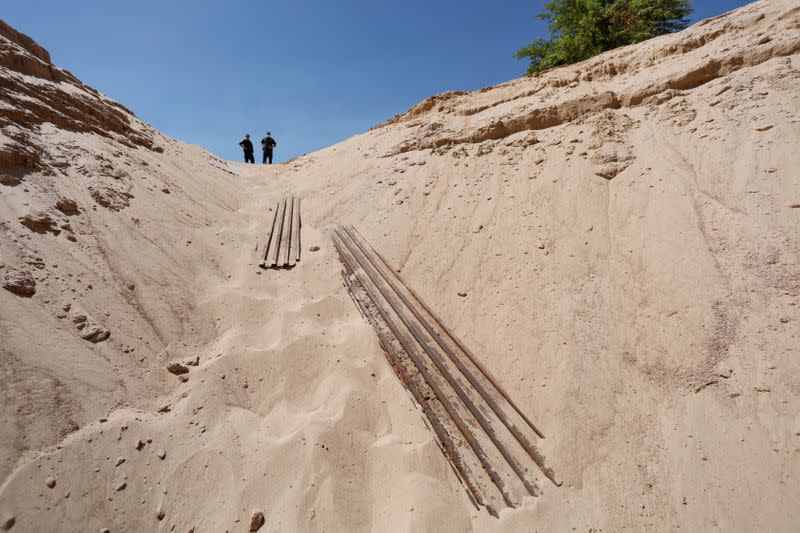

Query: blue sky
[4,0,751,162]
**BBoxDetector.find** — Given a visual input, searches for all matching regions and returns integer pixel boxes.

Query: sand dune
[1,1,799,531]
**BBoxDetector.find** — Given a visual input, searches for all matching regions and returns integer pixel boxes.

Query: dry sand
[1,1,799,531]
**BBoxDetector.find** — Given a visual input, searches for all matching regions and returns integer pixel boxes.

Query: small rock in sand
[184,356,199,367]
[55,198,80,214]
[0,174,21,186]
[178,375,189,383]
[157,449,166,460]
[457,292,467,298]
[2,269,36,297]
[116,482,127,491]
[156,508,165,521]
[80,325,111,343]
[309,245,320,252]
[249,511,265,531]
[115,457,126,466]
[166,362,189,375]
[45,477,56,488]
[19,212,61,235]
[2,516,15,530]
[135,439,145,451]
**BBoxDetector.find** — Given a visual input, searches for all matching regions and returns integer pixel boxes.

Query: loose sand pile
[1,1,799,531]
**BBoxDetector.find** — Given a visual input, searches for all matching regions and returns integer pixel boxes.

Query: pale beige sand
[1,1,799,531]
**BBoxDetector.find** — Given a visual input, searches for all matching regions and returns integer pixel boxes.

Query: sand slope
[1,1,799,531]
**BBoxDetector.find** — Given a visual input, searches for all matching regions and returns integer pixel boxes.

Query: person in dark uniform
[239,134,255,163]
[261,131,277,164]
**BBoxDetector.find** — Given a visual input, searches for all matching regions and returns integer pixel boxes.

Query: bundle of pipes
[260,195,301,269]
[332,225,559,516]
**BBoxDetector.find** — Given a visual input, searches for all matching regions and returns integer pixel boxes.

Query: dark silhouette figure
[239,134,255,164]
[261,132,277,164]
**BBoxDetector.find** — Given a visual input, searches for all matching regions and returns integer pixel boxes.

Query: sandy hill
[1,1,799,531]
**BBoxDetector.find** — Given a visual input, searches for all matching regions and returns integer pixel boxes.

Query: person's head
[266,131,271,136]
[245,134,250,139]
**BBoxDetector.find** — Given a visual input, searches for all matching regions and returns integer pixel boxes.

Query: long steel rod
[260,203,280,267]
[280,196,294,266]
[292,196,301,263]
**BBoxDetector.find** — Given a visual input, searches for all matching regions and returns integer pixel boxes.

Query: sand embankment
[1,1,799,530]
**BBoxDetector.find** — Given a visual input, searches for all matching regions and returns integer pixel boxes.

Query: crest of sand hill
[1,1,799,532]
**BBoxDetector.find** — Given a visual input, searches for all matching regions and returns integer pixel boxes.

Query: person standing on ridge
[239,134,255,164]
[261,131,277,164]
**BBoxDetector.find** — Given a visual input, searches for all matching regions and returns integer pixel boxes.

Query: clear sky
[4,0,752,163]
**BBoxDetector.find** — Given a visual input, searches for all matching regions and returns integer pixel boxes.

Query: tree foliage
[516,0,693,74]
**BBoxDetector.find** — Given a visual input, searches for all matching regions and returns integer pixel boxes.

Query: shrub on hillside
[516,0,693,74]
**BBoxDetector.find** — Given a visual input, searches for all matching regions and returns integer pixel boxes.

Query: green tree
[516,0,693,74]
